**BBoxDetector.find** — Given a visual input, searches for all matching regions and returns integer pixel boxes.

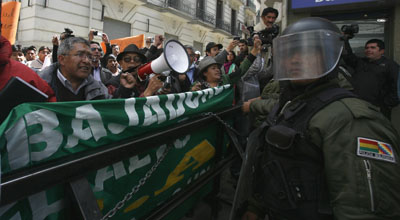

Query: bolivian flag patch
[357,137,396,163]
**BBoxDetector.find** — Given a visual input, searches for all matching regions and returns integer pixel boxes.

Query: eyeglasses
[91,48,102,52]
[123,56,142,63]
[67,52,93,60]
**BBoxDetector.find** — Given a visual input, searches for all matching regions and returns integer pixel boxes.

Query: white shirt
[57,69,88,95]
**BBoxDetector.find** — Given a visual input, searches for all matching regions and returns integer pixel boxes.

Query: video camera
[247,24,279,52]
[61,28,75,40]
[341,24,359,39]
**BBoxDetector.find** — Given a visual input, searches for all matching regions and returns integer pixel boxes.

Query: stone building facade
[10,0,259,55]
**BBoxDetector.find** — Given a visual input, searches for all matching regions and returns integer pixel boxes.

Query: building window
[196,0,205,20]
[231,9,237,35]
[216,0,224,29]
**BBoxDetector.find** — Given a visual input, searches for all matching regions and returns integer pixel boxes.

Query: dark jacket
[39,63,111,101]
[343,41,399,117]
[143,45,163,62]
[101,43,112,68]
[92,66,113,85]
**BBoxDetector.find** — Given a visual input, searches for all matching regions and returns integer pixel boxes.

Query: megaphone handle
[138,63,153,81]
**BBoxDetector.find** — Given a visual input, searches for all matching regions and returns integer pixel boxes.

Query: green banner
[0,86,234,219]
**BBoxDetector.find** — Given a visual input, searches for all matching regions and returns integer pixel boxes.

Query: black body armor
[253,87,355,220]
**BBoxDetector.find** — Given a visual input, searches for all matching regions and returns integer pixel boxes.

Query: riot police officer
[241,17,400,220]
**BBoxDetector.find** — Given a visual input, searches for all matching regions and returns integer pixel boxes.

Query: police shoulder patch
[357,137,396,163]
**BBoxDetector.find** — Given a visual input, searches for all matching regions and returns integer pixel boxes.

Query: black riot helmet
[273,17,343,81]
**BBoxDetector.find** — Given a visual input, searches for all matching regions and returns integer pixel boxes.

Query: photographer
[253,7,279,48]
[259,7,278,30]
[52,28,75,63]
[143,35,164,62]
[243,7,279,91]
[342,31,399,119]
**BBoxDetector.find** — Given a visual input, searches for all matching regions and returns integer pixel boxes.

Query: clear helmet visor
[273,30,343,81]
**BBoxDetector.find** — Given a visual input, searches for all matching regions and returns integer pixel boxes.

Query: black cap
[205,42,223,52]
[117,44,146,63]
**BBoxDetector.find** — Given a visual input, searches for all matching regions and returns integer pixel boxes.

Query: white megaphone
[137,40,190,81]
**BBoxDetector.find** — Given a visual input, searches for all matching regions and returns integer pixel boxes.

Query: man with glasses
[39,37,110,101]
[28,46,51,71]
[108,44,164,98]
[90,41,113,85]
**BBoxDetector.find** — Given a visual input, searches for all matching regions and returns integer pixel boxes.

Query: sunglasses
[123,56,142,63]
[91,48,102,52]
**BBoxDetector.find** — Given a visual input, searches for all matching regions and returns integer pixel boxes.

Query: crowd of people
[1,6,400,220]
[5,29,261,103]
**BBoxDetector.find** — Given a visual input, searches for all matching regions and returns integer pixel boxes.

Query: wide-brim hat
[198,56,221,75]
[206,42,223,52]
[117,44,147,63]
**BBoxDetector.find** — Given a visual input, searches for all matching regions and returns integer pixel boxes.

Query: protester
[0,37,56,102]
[24,45,37,62]
[90,41,113,84]
[223,51,237,75]
[10,44,25,63]
[28,46,51,70]
[205,39,238,65]
[192,38,261,91]
[39,37,110,101]
[194,50,201,64]
[88,30,114,68]
[143,35,164,62]
[111,44,120,57]
[141,37,153,53]
[241,17,400,220]
[343,38,399,119]
[105,54,120,77]
[235,39,249,65]
[108,43,164,98]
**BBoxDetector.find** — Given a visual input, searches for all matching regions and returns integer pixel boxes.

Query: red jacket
[0,36,56,102]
